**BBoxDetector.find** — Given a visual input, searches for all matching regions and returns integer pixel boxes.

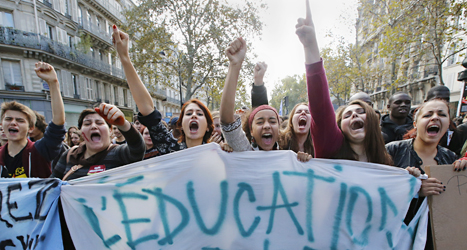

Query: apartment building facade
[354,1,465,115]
[0,0,184,127]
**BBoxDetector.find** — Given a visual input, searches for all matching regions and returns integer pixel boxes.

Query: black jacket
[380,114,413,144]
[251,84,268,108]
[386,139,457,174]
[439,122,467,157]
[386,138,456,250]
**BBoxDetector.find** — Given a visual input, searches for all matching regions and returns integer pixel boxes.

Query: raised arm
[251,62,269,108]
[112,25,154,116]
[296,0,343,158]
[220,37,247,125]
[295,0,320,65]
[34,62,66,162]
[35,62,65,126]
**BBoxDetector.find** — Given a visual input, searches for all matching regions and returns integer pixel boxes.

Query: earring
[251,137,257,147]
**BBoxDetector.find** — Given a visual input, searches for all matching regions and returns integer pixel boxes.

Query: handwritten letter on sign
[426,165,467,250]
[0,178,63,249]
[60,144,425,250]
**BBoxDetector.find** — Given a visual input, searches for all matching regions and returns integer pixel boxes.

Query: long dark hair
[334,100,393,165]
[279,103,313,155]
[176,99,214,144]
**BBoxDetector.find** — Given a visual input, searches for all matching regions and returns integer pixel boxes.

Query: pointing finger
[305,0,312,25]
[112,25,121,44]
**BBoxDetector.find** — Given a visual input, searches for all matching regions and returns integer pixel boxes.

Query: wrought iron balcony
[79,22,112,46]
[85,0,125,22]
[0,26,125,80]
[166,96,182,105]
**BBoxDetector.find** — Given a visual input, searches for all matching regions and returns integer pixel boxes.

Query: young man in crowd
[381,92,413,144]
[29,111,47,142]
[0,62,66,178]
[111,125,126,144]
[348,92,373,107]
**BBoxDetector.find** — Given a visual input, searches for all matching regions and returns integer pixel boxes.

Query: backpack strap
[62,146,80,181]
[66,146,79,164]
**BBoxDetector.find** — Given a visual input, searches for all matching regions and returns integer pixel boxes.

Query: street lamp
[456,57,467,116]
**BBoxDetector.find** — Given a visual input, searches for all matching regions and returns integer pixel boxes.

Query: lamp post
[456,57,467,116]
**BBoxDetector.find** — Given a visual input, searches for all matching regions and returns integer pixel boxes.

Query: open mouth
[298,117,307,128]
[189,121,199,133]
[90,132,101,142]
[8,128,19,135]
[261,133,273,145]
[350,120,364,130]
[427,125,440,136]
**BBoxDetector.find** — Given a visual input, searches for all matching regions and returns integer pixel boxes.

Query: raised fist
[95,103,125,126]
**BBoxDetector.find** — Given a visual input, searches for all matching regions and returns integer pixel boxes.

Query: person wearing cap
[169,117,181,139]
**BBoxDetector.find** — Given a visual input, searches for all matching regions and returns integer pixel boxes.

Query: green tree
[123,0,265,101]
[358,0,467,86]
[321,46,352,106]
[270,75,307,115]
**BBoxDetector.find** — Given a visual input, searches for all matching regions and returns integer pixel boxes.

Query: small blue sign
[42,80,49,90]
[166,112,172,117]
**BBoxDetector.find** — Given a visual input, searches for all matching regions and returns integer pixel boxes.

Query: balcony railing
[91,0,125,21]
[79,22,112,45]
[424,67,438,78]
[167,96,183,105]
[0,26,125,80]
[43,1,53,8]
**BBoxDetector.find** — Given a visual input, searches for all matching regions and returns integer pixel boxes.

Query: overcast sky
[241,0,359,92]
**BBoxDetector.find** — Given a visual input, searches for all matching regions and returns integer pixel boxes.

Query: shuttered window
[0,11,14,28]
[2,60,23,89]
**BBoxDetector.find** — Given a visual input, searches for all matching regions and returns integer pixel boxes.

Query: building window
[65,0,70,15]
[87,11,92,26]
[86,78,93,100]
[46,24,55,40]
[104,83,110,102]
[67,35,72,48]
[114,86,119,105]
[0,11,14,28]
[72,74,79,98]
[99,50,103,61]
[96,16,101,31]
[2,60,23,91]
[90,47,95,58]
[78,7,83,25]
[95,80,100,100]
[123,89,128,106]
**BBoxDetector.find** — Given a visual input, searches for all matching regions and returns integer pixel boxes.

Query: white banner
[0,178,64,249]
[60,143,427,250]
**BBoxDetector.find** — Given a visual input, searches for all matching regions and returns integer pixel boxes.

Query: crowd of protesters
[0,1,466,249]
